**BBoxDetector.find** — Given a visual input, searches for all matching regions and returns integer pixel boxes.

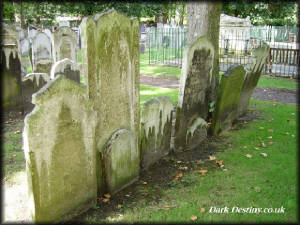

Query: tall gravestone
[23,76,97,222]
[174,36,214,151]
[140,96,174,170]
[52,26,78,63]
[211,65,246,135]
[1,25,22,108]
[80,10,140,194]
[237,43,270,116]
[31,32,53,74]
[50,58,80,83]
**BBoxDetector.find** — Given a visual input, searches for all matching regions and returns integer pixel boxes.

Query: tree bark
[186,1,222,106]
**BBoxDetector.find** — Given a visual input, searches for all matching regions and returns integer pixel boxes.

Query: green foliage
[2,1,15,20]
[222,2,298,26]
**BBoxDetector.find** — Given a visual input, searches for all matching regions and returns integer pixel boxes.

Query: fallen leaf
[177,161,182,164]
[104,193,111,199]
[102,198,110,203]
[285,132,289,135]
[259,127,264,130]
[243,121,248,124]
[209,155,216,161]
[273,103,277,107]
[255,186,261,192]
[291,113,295,116]
[177,172,183,178]
[268,142,273,145]
[190,216,198,221]
[286,119,290,123]
[216,160,223,166]
[125,194,130,197]
[178,166,188,170]
[200,208,206,213]
[172,177,179,182]
[260,153,268,157]
[266,179,270,182]
[117,204,122,209]
[267,136,272,139]
[14,130,21,134]
[261,142,266,147]
[243,146,248,149]
[268,129,273,132]
[198,169,208,175]
[143,181,147,185]
[291,134,295,138]
[162,205,170,210]
[246,154,252,158]
[222,168,227,171]
[268,119,273,122]
[254,147,260,150]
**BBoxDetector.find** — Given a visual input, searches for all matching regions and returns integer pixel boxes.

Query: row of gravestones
[20,10,269,223]
[1,24,80,111]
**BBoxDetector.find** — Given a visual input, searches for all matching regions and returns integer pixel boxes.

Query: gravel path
[140,75,298,104]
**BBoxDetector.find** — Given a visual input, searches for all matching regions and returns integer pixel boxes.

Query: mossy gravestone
[174,36,214,151]
[23,76,97,222]
[237,43,270,116]
[211,65,246,135]
[80,10,140,194]
[52,26,78,63]
[140,96,174,170]
[50,58,80,83]
[1,25,22,108]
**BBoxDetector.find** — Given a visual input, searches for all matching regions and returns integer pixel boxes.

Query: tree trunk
[179,4,185,26]
[186,1,222,107]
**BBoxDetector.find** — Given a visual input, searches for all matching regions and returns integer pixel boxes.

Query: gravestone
[174,36,214,151]
[20,38,30,57]
[80,10,140,194]
[31,32,53,73]
[50,58,80,83]
[22,73,49,111]
[140,96,174,170]
[23,75,97,222]
[52,26,78,62]
[237,43,270,116]
[211,65,246,135]
[1,25,22,108]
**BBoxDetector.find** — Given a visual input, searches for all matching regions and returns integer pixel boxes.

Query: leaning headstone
[50,58,80,83]
[52,26,78,62]
[237,43,270,116]
[23,75,97,222]
[20,38,30,57]
[22,73,49,110]
[211,65,246,135]
[140,96,174,170]
[174,36,214,151]
[1,25,22,108]
[80,10,140,194]
[31,32,53,73]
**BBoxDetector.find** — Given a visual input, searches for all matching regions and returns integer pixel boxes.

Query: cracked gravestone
[211,64,246,135]
[174,36,214,151]
[140,96,174,170]
[237,42,270,116]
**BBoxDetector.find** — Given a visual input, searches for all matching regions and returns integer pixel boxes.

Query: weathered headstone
[20,38,30,57]
[237,43,270,116]
[22,73,49,111]
[80,10,140,194]
[174,36,214,151]
[23,75,97,222]
[31,32,52,73]
[52,26,78,62]
[211,65,246,135]
[1,25,22,108]
[140,96,174,170]
[50,58,80,83]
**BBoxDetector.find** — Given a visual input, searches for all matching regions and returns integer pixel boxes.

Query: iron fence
[146,26,299,78]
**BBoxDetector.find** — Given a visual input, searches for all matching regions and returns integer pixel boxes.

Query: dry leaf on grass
[198,169,208,175]
[200,208,206,213]
[216,160,223,167]
[177,172,183,178]
[246,154,252,158]
[209,155,216,161]
[104,193,111,199]
[261,153,268,157]
[259,127,264,130]
[268,136,272,139]
[143,181,147,185]
[268,142,273,145]
[190,215,198,221]
[268,129,273,132]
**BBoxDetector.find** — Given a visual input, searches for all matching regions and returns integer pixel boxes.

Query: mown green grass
[108,99,298,223]
[257,75,298,91]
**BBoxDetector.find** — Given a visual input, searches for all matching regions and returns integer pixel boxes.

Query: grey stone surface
[211,65,246,135]
[23,75,97,222]
[50,58,80,83]
[1,25,22,108]
[20,38,30,57]
[80,10,140,194]
[140,96,174,170]
[52,26,78,62]
[174,36,214,151]
[237,43,270,116]
[31,32,53,72]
